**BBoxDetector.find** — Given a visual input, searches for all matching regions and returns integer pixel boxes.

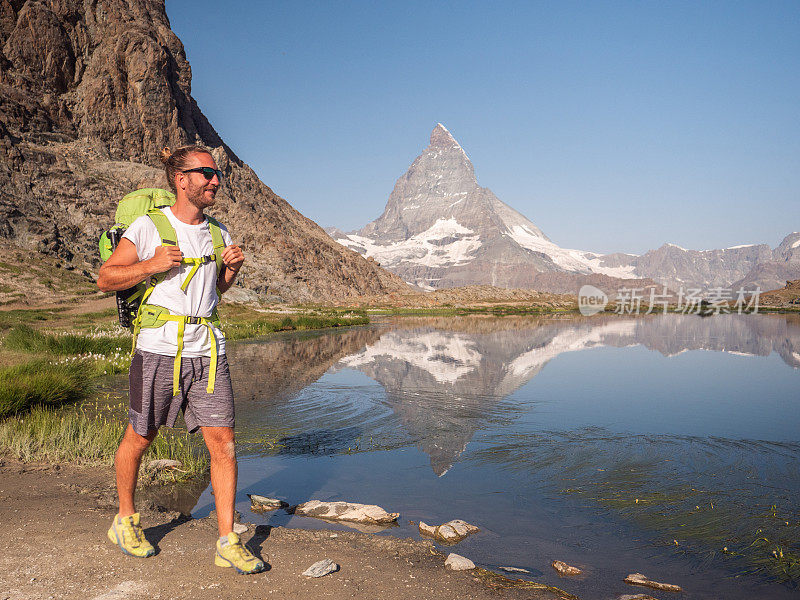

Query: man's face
[179,152,221,210]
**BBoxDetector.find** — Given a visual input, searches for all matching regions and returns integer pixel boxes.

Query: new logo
[578,285,608,316]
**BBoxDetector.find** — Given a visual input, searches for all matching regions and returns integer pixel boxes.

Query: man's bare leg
[116,423,158,517]
[202,426,236,536]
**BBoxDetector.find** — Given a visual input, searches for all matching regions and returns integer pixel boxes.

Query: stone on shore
[294,500,399,524]
[233,522,249,535]
[302,558,339,578]
[551,560,582,576]
[418,519,480,544]
[248,494,288,512]
[444,553,475,571]
[624,573,683,593]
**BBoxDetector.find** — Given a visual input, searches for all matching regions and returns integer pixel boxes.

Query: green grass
[223,313,369,341]
[0,361,92,419]
[0,308,64,329]
[0,304,368,481]
[4,325,128,355]
[0,400,208,483]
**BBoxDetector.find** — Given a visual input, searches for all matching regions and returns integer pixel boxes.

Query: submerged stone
[499,566,531,574]
[551,560,582,576]
[248,493,288,512]
[624,573,683,593]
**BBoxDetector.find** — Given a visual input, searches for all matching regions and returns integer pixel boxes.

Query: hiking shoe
[107,512,155,558]
[214,532,265,574]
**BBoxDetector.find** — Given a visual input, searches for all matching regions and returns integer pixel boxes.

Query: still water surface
[189,314,799,599]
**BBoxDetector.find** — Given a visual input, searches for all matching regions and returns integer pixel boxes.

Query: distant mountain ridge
[330,124,798,293]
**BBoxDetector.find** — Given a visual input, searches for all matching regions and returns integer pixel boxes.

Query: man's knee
[202,427,236,460]
[120,424,157,453]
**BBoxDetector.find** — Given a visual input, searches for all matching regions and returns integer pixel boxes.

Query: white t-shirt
[123,207,233,357]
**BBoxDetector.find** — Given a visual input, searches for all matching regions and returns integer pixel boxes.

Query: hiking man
[97,145,264,574]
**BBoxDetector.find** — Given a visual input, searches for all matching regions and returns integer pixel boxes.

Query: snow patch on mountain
[339,218,482,283]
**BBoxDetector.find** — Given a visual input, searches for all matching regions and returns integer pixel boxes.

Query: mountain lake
[141,313,799,599]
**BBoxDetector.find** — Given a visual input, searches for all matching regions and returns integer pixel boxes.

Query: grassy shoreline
[0,303,372,481]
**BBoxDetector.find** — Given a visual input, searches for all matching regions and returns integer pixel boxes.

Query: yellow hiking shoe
[214,532,265,574]
[107,513,155,558]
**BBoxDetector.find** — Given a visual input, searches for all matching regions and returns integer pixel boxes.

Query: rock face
[0,0,409,303]
[331,124,659,294]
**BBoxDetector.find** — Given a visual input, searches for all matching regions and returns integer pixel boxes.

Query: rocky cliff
[0,0,408,303]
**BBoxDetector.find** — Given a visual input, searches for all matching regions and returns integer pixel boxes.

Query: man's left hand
[221,244,244,273]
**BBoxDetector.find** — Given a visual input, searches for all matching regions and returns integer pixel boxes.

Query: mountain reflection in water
[327,314,799,474]
[213,314,799,599]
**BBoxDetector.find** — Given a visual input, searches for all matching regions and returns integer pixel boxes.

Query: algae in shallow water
[469,428,800,584]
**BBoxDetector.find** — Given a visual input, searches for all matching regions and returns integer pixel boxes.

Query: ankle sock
[219,535,229,547]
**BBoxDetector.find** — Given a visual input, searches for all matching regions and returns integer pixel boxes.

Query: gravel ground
[0,458,572,600]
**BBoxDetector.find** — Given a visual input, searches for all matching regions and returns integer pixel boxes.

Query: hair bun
[159,147,172,164]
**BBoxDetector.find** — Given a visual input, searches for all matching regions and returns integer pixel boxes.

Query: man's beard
[186,180,217,210]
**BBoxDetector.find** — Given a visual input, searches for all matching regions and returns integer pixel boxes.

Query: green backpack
[99,188,226,393]
[99,188,178,329]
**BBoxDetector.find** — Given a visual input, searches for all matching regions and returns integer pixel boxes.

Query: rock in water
[444,553,475,571]
[418,519,480,544]
[302,559,339,578]
[294,500,399,524]
[551,560,582,576]
[624,573,683,593]
[248,494,288,512]
[499,566,531,574]
[619,595,659,600]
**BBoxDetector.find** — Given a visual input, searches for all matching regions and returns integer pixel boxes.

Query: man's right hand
[147,245,183,274]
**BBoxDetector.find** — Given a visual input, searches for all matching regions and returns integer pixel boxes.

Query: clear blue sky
[167,1,799,255]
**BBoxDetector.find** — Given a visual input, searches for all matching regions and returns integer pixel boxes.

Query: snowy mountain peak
[330,125,648,290]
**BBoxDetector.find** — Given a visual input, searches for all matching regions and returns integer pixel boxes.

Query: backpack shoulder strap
[205,215,225,276]
[146,208,178,247]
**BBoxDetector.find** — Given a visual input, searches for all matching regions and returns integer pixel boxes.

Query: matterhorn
[330,124,637,291]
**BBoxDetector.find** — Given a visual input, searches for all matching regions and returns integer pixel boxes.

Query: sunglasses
[181,167,224,181]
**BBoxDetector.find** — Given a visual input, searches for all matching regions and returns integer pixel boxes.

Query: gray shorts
[128,350,235,436]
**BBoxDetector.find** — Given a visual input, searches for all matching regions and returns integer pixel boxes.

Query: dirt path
[0,459,572,600]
